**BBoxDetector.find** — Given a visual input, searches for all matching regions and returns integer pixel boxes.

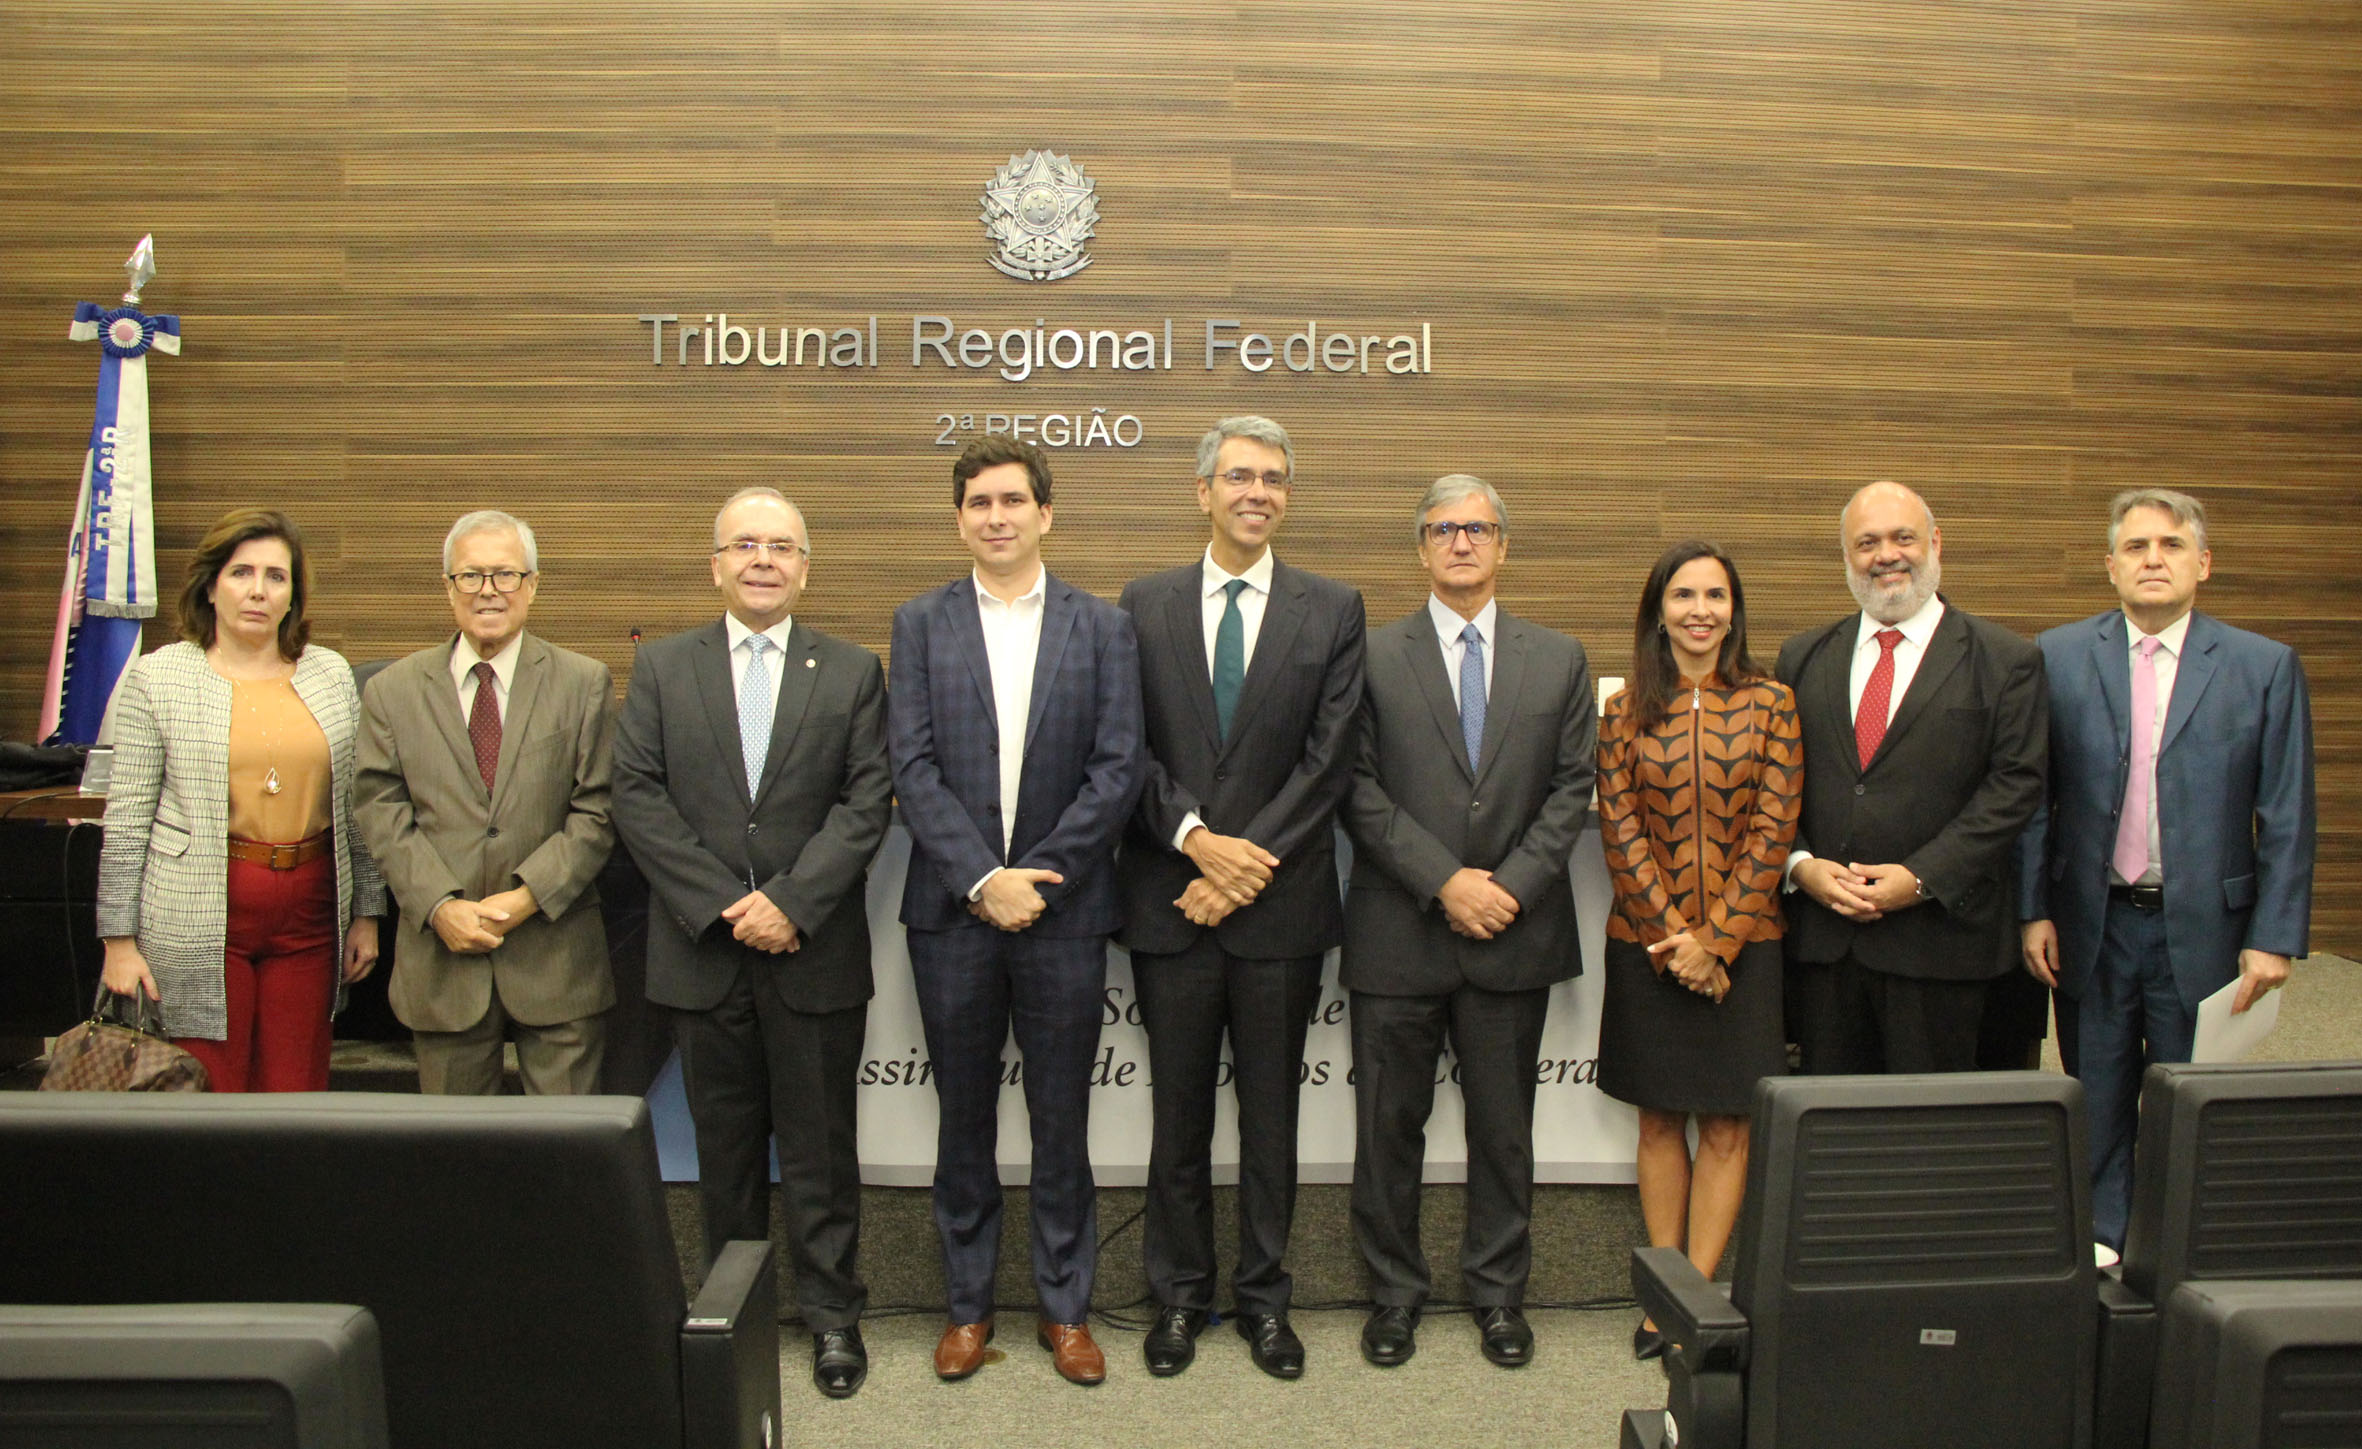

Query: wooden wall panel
[2,0,2356,945]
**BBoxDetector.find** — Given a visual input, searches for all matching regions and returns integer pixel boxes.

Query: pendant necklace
[218,653,290,796]
[245,682,285,795]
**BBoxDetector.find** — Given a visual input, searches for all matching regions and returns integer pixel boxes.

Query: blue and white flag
[41,237,179,745]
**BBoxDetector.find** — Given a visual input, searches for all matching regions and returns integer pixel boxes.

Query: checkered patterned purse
[40,985,210,1092]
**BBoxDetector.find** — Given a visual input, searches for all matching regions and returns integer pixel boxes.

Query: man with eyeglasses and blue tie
[610,488,892,1401]
[1338,476,1594,1371]
[357,509,618,1096]
[1118,415,1367,1380]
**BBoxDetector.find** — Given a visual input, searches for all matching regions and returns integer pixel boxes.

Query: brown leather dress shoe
[1037,1320,1107,1385]
[934,1318,995,1380]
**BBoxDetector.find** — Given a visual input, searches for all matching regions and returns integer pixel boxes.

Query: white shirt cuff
[1173,813,1206,854]
[967,866,1002,902]
[1782,848,1812,892]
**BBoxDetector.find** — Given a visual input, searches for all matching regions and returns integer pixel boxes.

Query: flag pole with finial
[41,235,182,745]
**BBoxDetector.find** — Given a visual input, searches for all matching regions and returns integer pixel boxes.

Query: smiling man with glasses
[355,508,620,1100]
[609,486,892,1401]
[1117,415,1368,1381]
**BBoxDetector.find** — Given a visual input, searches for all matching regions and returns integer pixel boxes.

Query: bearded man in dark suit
[1776,481,2047,1075]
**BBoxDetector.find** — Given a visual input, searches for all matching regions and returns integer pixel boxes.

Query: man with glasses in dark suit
[1340,475,1594,1371]
[611,489,891,1400]
[1118,416,1367,1380]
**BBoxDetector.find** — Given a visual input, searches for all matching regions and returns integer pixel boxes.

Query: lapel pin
[804,657,815,668]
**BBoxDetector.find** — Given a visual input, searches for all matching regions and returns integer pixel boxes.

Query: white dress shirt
[2115,609,2190,887]
[973,568,1047,893]
[1173,545,1278,851]
[450,629,525,724]
[1785,592,1946,885]
[1428,594,1497,707]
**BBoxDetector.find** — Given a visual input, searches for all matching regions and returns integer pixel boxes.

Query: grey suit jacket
[95,641,387,1040]
[610,619,891,1015]
[1341,605,1595,995]
[354,633,618,1032]
[2018,609,2314,1011]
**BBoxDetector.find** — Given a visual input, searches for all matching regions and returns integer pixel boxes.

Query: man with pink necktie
[2018,488,2314,1249]
[1775,481,2049,1075]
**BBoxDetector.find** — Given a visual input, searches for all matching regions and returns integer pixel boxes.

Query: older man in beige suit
[355,509,618,1093]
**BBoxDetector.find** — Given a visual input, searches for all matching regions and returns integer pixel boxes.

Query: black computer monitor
[0,1303,387,1449]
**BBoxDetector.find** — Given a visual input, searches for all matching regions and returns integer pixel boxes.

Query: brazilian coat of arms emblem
[980,150,1100,282]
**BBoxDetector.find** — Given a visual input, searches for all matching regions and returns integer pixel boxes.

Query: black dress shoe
[1234,1311,1306,1379]
[812,1326,867,1398]
[1475,1306,1533,1368]
[1360,1305,1418,1367]
[1632,1322,1667,1362]
[1143,1303,1207,1377]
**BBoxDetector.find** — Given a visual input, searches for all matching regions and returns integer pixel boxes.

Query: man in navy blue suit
[889,435,1144,1386]
[2020,487,2315,1249]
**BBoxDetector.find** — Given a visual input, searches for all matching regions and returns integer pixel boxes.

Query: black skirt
[1596,936,1787,1117]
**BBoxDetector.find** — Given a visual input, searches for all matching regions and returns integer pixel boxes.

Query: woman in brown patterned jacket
[1596,540,1801,1360]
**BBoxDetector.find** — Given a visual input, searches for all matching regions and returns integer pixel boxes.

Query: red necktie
[468,661,501,790]
[1855,628,1904,769]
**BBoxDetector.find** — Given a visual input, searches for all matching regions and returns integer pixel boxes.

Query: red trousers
[173,850,337,1092]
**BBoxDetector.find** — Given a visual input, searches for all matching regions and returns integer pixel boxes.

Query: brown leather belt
[226,832,331,870]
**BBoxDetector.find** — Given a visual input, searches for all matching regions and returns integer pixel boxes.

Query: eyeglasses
[447,568,535,594]
[1422,521,1502,547]
[1212,468,1292,490]
[712,539,810,562]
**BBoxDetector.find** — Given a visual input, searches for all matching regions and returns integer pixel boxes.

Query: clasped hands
[1437,867,1520,940]
[970,867,1066,932]
[1794,857,1923,922]
[1646,930,1729,1002]
[720,887,801,954]
[430,885,540,955]
[1175,828,1279,927]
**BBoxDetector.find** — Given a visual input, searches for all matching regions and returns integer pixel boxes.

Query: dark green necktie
[1213,578,1247,741]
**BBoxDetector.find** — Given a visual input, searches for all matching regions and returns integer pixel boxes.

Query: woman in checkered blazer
[96,508,385,1091]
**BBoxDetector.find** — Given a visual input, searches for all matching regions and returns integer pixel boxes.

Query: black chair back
[1731,1071,2096,1449]
[2122,1060,2362,1304]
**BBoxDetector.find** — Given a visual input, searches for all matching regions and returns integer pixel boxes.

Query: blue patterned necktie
[739,634,775,795]
[1458,622,1486,771]
[1213,578,1248,742]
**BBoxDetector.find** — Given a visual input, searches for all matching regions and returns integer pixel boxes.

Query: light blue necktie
[1458,622,1486,772]
[739,634,775,795]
